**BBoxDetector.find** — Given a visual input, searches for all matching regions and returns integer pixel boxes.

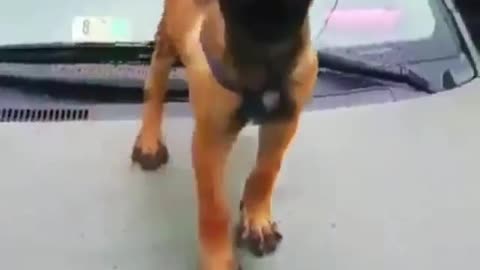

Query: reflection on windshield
[311,0,436,48]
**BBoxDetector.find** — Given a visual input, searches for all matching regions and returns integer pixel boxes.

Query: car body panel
[1,79,479,270]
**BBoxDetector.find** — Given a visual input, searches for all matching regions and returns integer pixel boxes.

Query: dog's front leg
[237,50,318,257]
[236,117,299,257]
[131,19,176,170]
[192,122,241,270]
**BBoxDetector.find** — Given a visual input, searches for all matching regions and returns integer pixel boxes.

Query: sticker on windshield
[72,16,132,42]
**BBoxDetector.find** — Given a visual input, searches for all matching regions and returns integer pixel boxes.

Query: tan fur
[132,0,318,269]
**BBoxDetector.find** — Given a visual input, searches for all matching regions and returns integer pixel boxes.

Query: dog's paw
[131,137,169,171]
[199,256,241,270]
[200,264,241,270]
[235,202,283,257]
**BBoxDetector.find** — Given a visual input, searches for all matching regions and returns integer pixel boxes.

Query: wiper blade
[0,74,188,103]
[0,42,189,102]
[0,42,161,65]
[318,51,437,94]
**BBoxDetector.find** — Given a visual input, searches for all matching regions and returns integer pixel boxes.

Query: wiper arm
[318,51,437,94]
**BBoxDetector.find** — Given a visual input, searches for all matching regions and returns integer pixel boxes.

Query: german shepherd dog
[131,0,318,269]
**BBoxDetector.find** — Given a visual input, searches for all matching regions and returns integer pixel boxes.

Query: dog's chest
[204,57,296,124]
[200,35,297,124]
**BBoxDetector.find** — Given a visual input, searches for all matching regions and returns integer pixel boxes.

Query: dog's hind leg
[132,18,177,170]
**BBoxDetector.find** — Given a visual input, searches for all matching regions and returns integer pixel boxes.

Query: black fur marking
[219,0,312,44]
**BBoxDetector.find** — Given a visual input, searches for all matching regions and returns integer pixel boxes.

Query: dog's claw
[131,140,169,170]
[236,202,283,257]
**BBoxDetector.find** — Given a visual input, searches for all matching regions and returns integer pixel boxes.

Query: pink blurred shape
[328,9,401,32]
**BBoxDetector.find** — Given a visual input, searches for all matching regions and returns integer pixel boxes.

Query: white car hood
[1,79,479,270]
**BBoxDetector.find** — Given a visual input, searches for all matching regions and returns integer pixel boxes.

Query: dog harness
[201,40,293,124]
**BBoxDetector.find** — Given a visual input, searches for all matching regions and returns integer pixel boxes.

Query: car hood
[1,79,479,270]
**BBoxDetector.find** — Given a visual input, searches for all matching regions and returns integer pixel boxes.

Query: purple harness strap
[200,36,239,93]
[199,36,290,124]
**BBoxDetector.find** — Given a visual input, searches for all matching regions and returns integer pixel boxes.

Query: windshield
[0,0,475,116]
[0,0,474,97]
[0,0,464,65]
[1,1,458,51]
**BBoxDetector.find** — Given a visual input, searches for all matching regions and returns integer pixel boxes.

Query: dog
[131,0,318,269]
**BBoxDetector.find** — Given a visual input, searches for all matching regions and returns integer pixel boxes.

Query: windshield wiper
[0,74,189,103]
[318,51,437,94]
[0,42,436,94]
[0,42,187,102]
[0,42,163,65]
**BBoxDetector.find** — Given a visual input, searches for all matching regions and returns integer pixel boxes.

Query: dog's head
[218,0,313,44]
